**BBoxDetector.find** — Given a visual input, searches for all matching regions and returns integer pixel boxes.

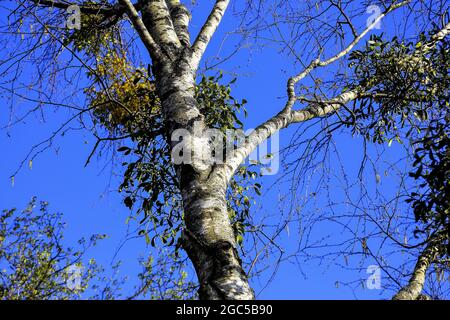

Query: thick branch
[140,0,181,55]
[392,233,445,300]
[32,0,141,16]
[220,89,360,182]
[191,0,230,70]
[221,7,450,182]
[422,21,450,50]
[166,0,191,46]
[118,0,165,62]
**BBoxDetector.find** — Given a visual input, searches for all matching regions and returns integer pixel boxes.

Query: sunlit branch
[191,0,230,70]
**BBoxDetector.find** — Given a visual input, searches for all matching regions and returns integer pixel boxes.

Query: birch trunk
[392,233,444,300]
[154,58,254,300]
[180,176,254,300]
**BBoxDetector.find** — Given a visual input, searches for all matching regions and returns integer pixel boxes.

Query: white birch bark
[34,0,449,300]
[393,233,445,300]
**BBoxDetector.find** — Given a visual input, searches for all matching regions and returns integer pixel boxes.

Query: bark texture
[392,233,444,300]
[109,1,450,301]
[30,0,450,300]
[158,73,254,299]
[133,1,254,299]
[153,49,253,299]
[180,177,254,299]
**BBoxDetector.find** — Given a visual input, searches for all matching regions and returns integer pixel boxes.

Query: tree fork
[154,58,254,299]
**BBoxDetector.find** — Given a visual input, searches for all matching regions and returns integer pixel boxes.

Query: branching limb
[330,0,358,38]
[220,89,361,182]
[287,0,411,102]
[220,2,450,182]
[392,232,446,300]
[118,0,165,62]
[191,0,230,70]
[140,0,181,57]
[165,0,191,46]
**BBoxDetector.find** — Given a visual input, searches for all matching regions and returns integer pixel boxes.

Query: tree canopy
[0,0,449,300]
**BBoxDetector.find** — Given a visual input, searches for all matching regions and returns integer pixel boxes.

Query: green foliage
[131,250,197,300]
[345,27,449,253]
[66,12,258,250]
[406,114,449,253]
[63,1,119,55]
[0,198,197,300]
[63,6,158,134]
[228,165,262,246]
[345,30,449,145]
[197,74,247,131]
[0,197,104,300]
[116,74,256,249]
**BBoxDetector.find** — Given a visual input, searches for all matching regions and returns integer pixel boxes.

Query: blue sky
[0,0,431,299]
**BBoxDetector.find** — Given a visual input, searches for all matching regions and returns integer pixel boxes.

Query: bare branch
[221,16,450,182]
[287,0,412,101]
[191,0,230,70]
[118,0,165,61]
[393,232,446,300]
[32,0,141,15]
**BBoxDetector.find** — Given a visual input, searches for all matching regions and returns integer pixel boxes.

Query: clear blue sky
[0,1,426,299]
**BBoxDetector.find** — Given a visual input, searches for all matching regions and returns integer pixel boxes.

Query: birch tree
[1,0,449,299]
